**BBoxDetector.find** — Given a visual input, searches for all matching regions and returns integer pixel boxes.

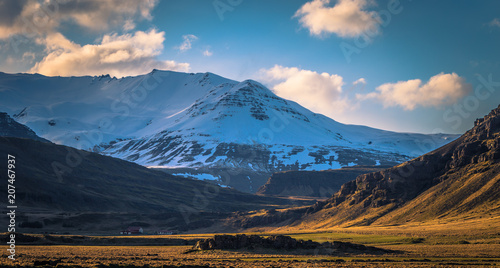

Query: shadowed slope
[0,136,296,213]
[257,165,391,198]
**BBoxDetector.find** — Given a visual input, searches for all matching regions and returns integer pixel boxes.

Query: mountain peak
[230,79,278,98]
[0,71,457,193]
[241,79,265,87]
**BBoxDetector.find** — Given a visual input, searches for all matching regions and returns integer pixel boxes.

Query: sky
[0,0,499,134]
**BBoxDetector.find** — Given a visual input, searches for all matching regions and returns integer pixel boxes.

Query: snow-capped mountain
[0,70,457,192]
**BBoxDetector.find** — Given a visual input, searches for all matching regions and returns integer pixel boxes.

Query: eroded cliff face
[257,165,390,198]
[305,105,500,226]
[450,108,500,168]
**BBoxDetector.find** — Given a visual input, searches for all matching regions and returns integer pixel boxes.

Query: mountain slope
[101,78,455,168]
[0,136,295,212]
[298,104,500,227]
[0,70,457,192]
[0,136,310,232]
[0,112,49,142]
[257,165,390,198]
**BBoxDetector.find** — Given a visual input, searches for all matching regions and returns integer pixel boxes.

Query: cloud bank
[0,0,158,39]
[0,0,192,77]
[357,72,472,110]
[261,66,471,120]
[31,29,189,77]
[261,65,354,117]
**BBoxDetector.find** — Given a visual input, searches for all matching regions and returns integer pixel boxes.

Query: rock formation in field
[191,234,393,255]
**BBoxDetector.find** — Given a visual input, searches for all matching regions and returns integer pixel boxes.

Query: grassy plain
[2,217,499,267]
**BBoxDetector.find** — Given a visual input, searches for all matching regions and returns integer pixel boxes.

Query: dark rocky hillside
[0,136,311,233]
[0,112,49,142]
[257,165,391,198]
[302,104,500,226]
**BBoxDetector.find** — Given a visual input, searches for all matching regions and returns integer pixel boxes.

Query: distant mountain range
[0,70,457,192]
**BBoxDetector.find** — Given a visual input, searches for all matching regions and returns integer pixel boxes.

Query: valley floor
[2,217,500,267]
[2,244,500,267]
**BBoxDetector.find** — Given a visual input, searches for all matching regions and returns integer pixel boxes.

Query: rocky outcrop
[257,165,391,197]
[449,106,500,168]
[191,234,393,255]
[193,235,318,250]
[326,105,500,210]
[302,104,500,226]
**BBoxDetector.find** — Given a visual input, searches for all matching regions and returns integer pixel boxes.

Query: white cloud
[0,0,183,77]
[294,0,379,38]
[260,65,354,116]
[357,73,472,110]
[353,78,366,85]
[0,0,158,39]
[489,18,500,28]
[30,29,190,77]
[176,34,198,52]
[203,49,213,57]
[123,20,136,32]
[349,77,367,91]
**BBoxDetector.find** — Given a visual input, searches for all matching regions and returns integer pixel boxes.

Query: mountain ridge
[0,70,458,192]
[0,112,50,143]
[299,104,500,227]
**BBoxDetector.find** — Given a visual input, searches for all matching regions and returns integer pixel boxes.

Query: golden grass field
[3,244,500,267]
[2,217,500,267]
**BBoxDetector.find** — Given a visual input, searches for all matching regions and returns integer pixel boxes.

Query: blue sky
[0,0,499,134]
